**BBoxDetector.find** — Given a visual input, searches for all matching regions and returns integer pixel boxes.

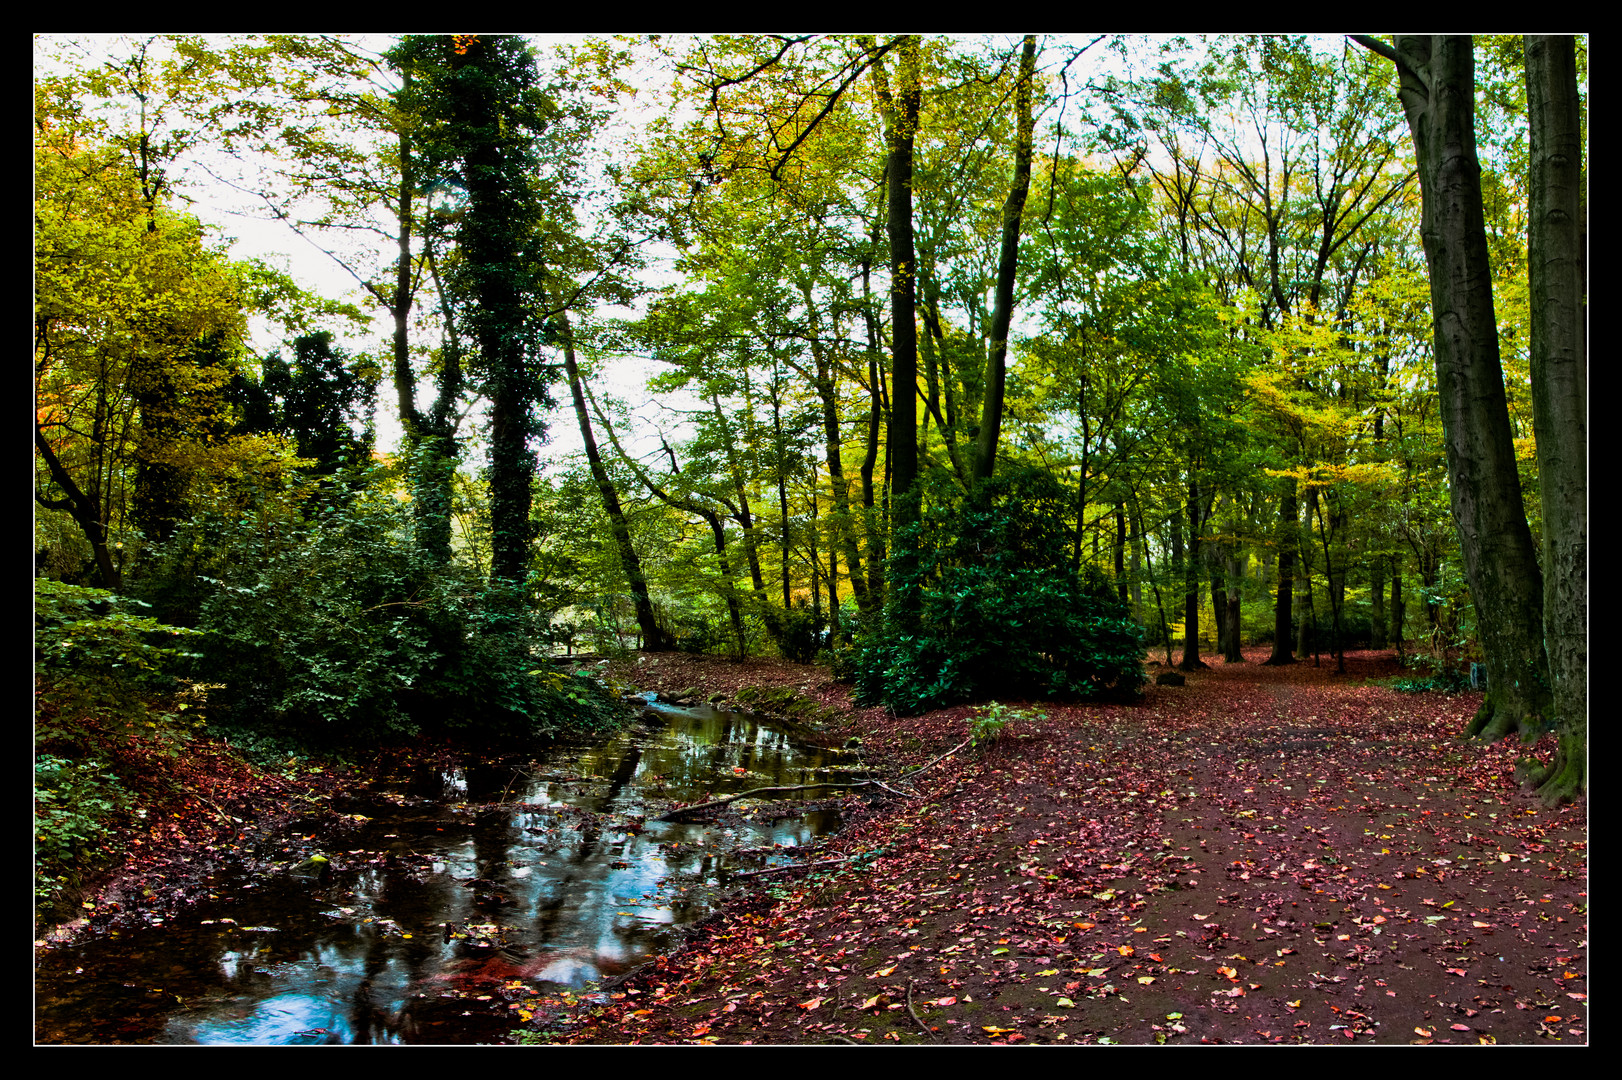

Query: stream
[35,697,856,1044]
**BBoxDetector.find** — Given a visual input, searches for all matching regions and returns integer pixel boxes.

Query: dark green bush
[854,467,1145,714]
[35,578,199,686]
[775,601,827,665]
[149,494,625,746]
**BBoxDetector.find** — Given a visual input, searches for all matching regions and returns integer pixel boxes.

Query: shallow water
[35,701,852,1044]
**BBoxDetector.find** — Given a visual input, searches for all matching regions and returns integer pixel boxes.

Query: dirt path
[515,650,1586,1045]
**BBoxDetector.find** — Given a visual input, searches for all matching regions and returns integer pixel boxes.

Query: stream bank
[36,665,878,1044]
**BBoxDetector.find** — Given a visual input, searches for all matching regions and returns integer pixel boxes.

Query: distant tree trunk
[559,319,671,652]
[857,251,887,614]
[1263,480,1298,664]
[1180,475,1211,671]
[1390,566,1406,660]
[1370,553,1388,650]
[1223,546,1245,663]
[1354,33,1552,739]
[1114,501,1129,606]
[703,511,748,659]
[802,283,870,617]
[1523,34,1587,804]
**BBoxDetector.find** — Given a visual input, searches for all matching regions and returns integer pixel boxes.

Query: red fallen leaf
[1446,968,1468,976]
[1450,1024,1471,1032]
[932,996,957,1006]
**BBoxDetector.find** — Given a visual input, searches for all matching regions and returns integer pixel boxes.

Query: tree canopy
[35,33,1585,803]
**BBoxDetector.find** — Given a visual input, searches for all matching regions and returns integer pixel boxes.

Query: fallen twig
[654,781,870,821]
[898,737,971,782]
[655,738,971,822]
[906,979,937,1043]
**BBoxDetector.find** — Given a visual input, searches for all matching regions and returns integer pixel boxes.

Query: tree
[232,331,379,498]
[390,34,555,586]
[1521,35,1586,804]
[970,34,1039,484]
[35,89,253,588]
[558,315,673,651]
[1352,35,1552,742]
[1104,37,1415,666]
[863,35,924,630]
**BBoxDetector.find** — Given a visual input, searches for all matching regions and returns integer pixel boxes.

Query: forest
[35,34,1585,1045]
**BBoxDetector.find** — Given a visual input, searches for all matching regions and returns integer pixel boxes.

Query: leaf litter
[523,649,1585,1045]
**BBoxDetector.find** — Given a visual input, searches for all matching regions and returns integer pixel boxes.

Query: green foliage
[1389,653,1472,695]
[141,492,628,745]
[34,753,132,906]
[854,467,1145,714]
[35,579,199,685]
[776,601,827,665]
[967,701,1047,755]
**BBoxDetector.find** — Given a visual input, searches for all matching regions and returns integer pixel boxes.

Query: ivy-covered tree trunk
[1523,34,1587,803]
[392,34,550,588]
[1358,34,1552,739]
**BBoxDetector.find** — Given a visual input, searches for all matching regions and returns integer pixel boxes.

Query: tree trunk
[1223,545,1245,663]
[1370,553,1388,650]
[1390,566,1405,660]
[560,321,671,652]
[1263,479,1297,664]
[867,35,923,632]
[1523,34,1587,803]
[971,35,1037,484]
[1114,501,1129,606]
[802,281,871,616]
[1380,35,1551,739]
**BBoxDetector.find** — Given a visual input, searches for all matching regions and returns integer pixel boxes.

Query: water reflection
[35,702,847,1044]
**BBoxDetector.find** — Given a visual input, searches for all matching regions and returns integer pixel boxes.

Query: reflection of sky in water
[38,702,844,1045]
[184,992,354,1045]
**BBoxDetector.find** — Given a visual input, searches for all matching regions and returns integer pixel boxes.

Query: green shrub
[854,467,1145,714]
[968,701,1046,755]
[145,494,627,745]
[775,601,827,665]
[35,578,199,685]
[34,753,132,906]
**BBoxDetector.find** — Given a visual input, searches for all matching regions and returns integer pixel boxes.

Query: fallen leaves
[509,649,1586,1047]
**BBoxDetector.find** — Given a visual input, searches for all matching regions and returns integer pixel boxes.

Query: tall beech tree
[1352,34,1552,743]
[1521,35,1586,804]
[862,34,924,629]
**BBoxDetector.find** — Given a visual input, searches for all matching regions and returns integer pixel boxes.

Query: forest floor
[513,648,1588,1046]
[35,649,1588,1046]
